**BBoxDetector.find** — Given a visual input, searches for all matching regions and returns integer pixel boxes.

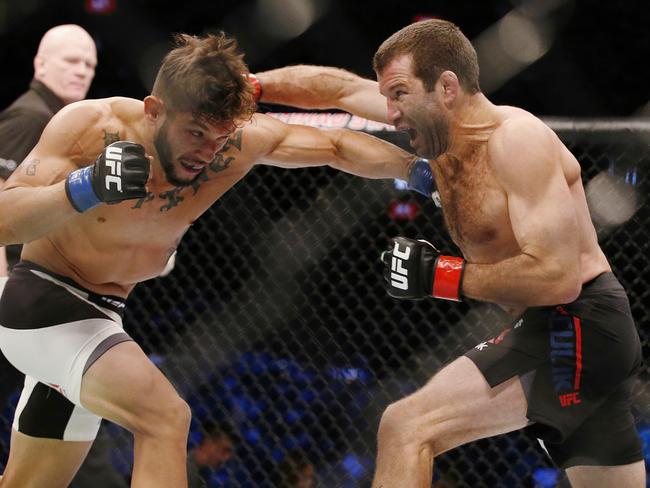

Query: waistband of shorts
[580,271,624,296]
[13,261,127,317]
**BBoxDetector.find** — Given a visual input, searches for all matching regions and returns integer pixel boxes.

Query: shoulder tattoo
[103,130,120,147]
[222,130,242,151]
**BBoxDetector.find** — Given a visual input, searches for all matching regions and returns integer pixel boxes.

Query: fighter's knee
[377,400,416,445]
[157,395,191,435]
[377,398,444,456]
[133,393,191,439]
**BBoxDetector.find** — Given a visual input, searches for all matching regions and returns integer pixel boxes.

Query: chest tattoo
[129,130,245,210]
[159,187,185,212]
[190,172,209,195]
[131,192,155,209]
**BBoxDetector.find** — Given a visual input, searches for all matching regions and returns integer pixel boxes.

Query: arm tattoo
[24,159,40,176]
[103,130,120,147]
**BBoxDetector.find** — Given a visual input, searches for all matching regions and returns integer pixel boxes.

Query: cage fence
[0,116,648,488]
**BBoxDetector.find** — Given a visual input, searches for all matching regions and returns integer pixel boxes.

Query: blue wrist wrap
[407,158,433,197]
[65,166,101,212]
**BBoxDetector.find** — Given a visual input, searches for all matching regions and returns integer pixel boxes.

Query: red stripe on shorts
[573,316,583,391]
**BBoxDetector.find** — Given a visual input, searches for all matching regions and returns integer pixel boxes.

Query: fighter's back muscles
[0,100,113,245]
[256,66,388,123]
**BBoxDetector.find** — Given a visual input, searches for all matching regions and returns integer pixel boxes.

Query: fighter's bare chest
[432,155,511,248]
[86,161,244,242]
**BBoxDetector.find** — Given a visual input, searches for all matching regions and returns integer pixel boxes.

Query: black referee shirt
[0,79,64,180]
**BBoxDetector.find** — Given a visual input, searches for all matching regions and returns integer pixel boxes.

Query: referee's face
[35,26,97,105]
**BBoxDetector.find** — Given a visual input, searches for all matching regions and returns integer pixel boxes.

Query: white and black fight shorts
[0,261,133,441]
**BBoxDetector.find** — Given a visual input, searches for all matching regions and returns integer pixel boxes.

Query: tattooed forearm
[103,130,120,147]
[24,159,40,176]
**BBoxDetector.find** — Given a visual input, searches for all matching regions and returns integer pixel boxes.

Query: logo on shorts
[475,342,488,351]
[99,296,126,309]
[558,392,581,407]
[549,310,583,408]
[48,383,67,397]
[488,327,512,345]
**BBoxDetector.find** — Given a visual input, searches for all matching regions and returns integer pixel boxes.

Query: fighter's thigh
[80,341,189,436]
[566,461,646,488]
[384,356,529,455]
[0,430,92,488]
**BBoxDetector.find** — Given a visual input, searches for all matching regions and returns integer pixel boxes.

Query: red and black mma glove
[65,141,149,212]
[247,73,263,102]
[381,236,465,301]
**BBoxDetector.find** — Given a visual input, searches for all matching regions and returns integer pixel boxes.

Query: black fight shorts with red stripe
[465,272,644,468]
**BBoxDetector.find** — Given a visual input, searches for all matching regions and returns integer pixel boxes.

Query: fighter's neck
[132,115,168,188]
[448,93,499,145]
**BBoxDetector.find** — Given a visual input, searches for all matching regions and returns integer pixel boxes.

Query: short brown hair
[373,19,480,94]
[153,32,256,126]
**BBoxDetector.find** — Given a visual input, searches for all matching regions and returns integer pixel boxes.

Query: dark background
[0,0,649,117]
[0,2,649,486]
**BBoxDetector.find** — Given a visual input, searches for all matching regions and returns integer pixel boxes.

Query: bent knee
[132,394,191,439]
[378,400,422,444]
[377,397,450,457]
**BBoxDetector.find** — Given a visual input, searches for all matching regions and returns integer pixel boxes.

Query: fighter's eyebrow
[191,119,209,130]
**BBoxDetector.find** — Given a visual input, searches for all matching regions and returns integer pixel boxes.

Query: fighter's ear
[438,71,460,105]
[144,96,164,122]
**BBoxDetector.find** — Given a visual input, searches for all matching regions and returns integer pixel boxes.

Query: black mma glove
[65,141,149,212]
[381,236,465,301]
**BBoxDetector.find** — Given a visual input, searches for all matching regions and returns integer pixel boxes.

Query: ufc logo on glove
[390,242,411,290]
[104,146,123,192]
[65,141,149,213]
[382,236,465,301]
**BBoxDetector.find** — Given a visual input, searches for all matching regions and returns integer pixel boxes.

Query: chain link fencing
[0,116,648,487]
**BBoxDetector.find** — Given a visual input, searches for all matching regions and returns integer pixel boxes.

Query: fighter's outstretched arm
[255,65,388,123]
[247,112,414,180]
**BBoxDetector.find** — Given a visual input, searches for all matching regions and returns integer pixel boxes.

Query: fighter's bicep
[3,147,76,190]
[507,177,577,255]
[491,119,578,258]
[252,115,336,168]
